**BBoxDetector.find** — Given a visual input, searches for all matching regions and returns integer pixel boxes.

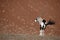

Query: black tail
[46,20,55,25]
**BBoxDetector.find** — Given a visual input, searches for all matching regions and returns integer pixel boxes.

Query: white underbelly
[39,22,45,28]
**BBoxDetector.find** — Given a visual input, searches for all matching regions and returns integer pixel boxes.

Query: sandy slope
[0,34,60,40]
[0,0,60,36]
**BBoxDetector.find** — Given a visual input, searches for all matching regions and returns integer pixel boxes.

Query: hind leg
[39,26,45,36]
[39,29,44,36]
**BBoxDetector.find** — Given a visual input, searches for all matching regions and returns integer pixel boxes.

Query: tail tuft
[46,20,55,25]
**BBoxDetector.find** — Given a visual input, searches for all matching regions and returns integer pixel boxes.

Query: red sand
[0,0,60,36]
